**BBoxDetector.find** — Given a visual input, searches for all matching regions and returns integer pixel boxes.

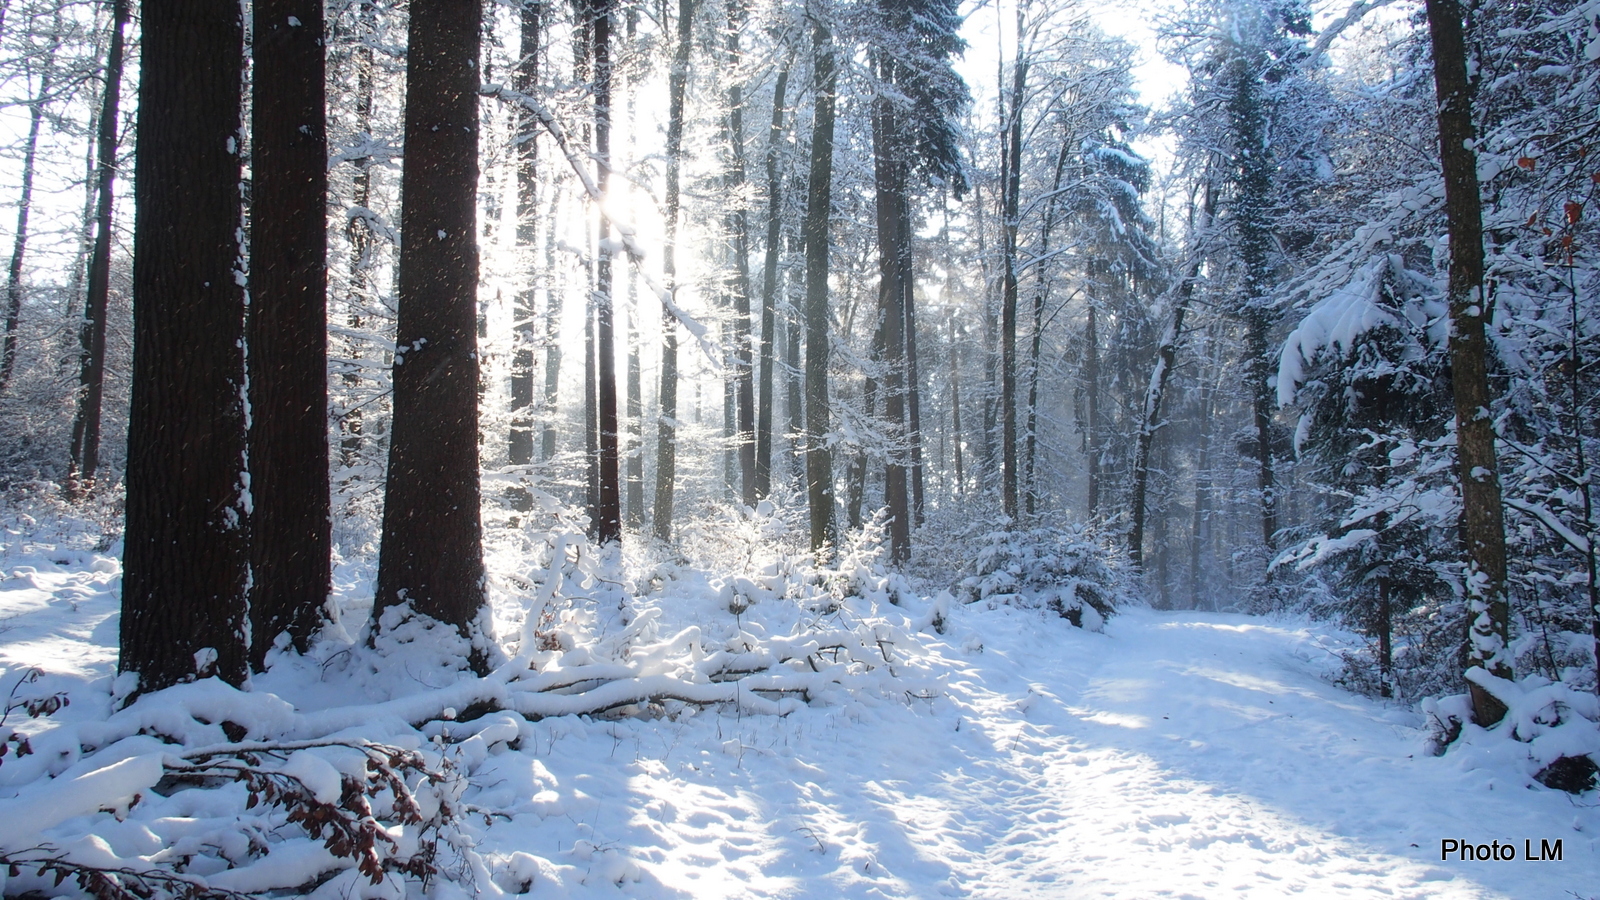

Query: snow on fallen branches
[0,502,950,898]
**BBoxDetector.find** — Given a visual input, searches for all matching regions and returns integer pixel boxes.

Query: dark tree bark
[754,61,790,500]
[1425,0,1510,726]
[0,64,48,393]
[1225,50,1279,552]
[803,16,839,553]
[373,0,489,666]
[67,0,130,489]
[871,85,910,562]
[508,0,542,512]
[998,43,1025,521]
[588,0,621,543]
[120,0,250,693]
[653,0,693,541]
[248,0,332,667]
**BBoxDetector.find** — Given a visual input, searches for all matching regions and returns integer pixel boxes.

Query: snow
[2,515,1598,898]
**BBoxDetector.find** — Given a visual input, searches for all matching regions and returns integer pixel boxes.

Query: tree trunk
[1084,301,1100,520]
[248,0,332,667]
[0,65,48,392]
[802,17,839,553]
[1023,142,1069,517]
[721,0,756,507]
[374,0,488,669]
[338,0,377,468]
[508,0,541,511]
[1425,0,1510,726]
[871,85,910,562]
[67,0,129,489]
[121,0,250,693]
[998,45,1026,522]
[754,61,790,501]
[948,311,965,496]
[905,243,926,525]
[653,0,694,541]
[1130,182,1211,569]
[590,0,621,543]
[1226,51,1279,553]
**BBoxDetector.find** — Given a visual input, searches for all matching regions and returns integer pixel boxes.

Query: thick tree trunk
[754,62,790,501]
[1425,0,1510,726]
[653,0,694,541]
[67,0,129,489]
[802,18,839,553]
[1226,53,1279,553]
[121,0,250,693]
[374,0,489,668]
[0,66,48,392]
[248,0,332,667]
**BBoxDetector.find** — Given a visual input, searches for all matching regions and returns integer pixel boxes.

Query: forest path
[914,606,1597,899]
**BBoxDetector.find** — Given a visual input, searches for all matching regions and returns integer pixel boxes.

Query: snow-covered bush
[1425,669,1600,795]
[957,524,1124,629]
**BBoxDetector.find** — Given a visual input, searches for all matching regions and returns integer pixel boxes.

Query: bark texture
[120,0,250,692]
[373,0,488,665]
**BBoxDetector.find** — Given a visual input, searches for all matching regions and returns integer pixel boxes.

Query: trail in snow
[466,604,1597,899]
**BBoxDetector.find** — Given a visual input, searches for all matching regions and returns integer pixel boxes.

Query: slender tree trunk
[541,185,561,462]
[999,42,1026,521]
[67,0,129,489]
[653,0,694,541]
[905,241,926,525]
[1378,577,1394,698]
[722,0,756,507]
[1131,183,1211,569]
[1190,340,1217,609]
[121,0,250,693]
[339,0,377,467]
[248,0,332,667]
[785,249,805,490]
[590,0,621,543]
[802,17,839,553]
[1425,0,1509,726]
[871,85,910,562]
[754,61,790,500]
[1084,301,1100,520]
[948,311,964,495]
[374,0,489,668]
[1024,142,1069,516]
[508,0,542,512]
[0,67,49,393]
[624,7,644,527]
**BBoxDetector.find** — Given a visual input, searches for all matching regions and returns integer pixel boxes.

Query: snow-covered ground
[1,520,1596,899]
